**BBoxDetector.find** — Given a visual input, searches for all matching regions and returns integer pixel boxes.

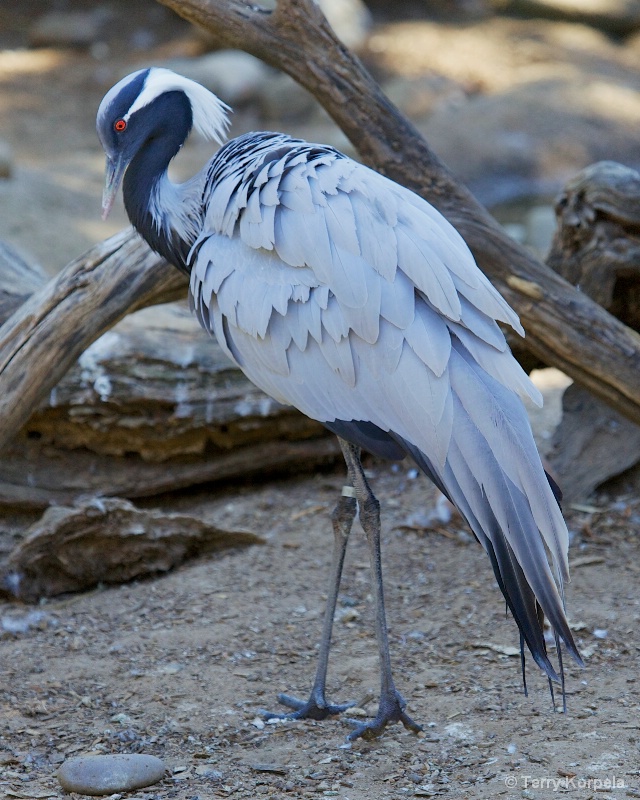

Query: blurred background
[1,0,640,274]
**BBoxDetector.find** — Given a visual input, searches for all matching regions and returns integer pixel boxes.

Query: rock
[548,384,640,501]
[1,496,264,601]
[161,51,271,106]
[0,140,12,179]
[28,11,107,49]
[57,753,165,796]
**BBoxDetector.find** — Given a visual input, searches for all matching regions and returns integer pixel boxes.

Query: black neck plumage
[123,91,193,273]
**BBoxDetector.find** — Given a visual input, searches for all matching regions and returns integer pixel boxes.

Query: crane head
[97,67,231,219]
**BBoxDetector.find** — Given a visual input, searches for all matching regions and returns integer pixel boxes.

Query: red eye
[114,119,127,132]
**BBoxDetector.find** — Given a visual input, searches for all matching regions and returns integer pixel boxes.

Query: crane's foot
[260,689,356,722]
[345,689,422,741]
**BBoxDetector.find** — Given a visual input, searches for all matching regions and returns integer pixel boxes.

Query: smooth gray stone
[57,754,166,796]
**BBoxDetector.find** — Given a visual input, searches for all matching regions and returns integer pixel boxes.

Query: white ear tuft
[127,68,231,144]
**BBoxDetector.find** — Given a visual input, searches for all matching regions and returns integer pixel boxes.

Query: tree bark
[0,229,186,452]
[0,301,339,509]
[546,162,640,500]
[548,160,640,329]
[155,0,640,422]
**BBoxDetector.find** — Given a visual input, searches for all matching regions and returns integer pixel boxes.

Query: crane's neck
[123,93,202,274]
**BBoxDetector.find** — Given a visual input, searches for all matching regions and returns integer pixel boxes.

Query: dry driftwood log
[0,496,264,602]
[547,162,640,500]
[548,161,640,329]
[0,229,186,454]
[0,299,339,508]
[0,0,639,461]
[548,384,640,501]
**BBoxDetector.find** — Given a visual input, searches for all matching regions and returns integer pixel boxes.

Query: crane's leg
[339,440,422,741]
[261,471,358,721]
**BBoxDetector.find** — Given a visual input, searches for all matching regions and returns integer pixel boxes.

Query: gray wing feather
[260,175,281,206]
[404,301,451,377]
[450,322,543,405]
[324,191,360,254]
[322,293,351,342]
[379,268,415,329]
[340,266,381,344]
[240,201,275,249]
[274,206,310,266]
[350,192,398,280]
[396,227,462,320]
[458,296,507,349]
[318,332,357,388]
[445,392,570,628]
[449,340,568,578]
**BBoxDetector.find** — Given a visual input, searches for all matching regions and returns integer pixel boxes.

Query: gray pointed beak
[101,154,128,220]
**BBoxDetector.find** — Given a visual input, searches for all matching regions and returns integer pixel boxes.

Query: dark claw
[345,690,422,741]
[260,691,356,722]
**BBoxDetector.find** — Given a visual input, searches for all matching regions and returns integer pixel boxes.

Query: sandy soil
[1,469,639,799]
[0,4,639,799]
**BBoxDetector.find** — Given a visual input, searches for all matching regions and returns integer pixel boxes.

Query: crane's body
[98,68,582,741]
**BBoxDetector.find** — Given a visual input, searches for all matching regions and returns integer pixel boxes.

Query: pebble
[57,754,166,796]
[337,607,360,623]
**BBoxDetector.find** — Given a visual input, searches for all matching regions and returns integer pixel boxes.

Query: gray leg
[261,473,357,721]
[339,439,422,741]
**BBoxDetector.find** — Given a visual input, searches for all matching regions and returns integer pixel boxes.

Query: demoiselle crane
[97,68,583,741]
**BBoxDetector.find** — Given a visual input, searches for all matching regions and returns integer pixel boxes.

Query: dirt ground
[2,469,640,800]
[1,3,640,799]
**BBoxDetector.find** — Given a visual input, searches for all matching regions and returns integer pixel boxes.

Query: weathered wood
[0,301,339,508]
[548,384,640,502]
[0,497,265,602]
[0,436,341,509]
[155,0,640,423]
[0,229,186,454]
[547,162,640,499]
[548,160,640,328]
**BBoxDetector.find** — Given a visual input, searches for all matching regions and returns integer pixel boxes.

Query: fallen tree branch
[156,0,640,423]
[0,229,186,452]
